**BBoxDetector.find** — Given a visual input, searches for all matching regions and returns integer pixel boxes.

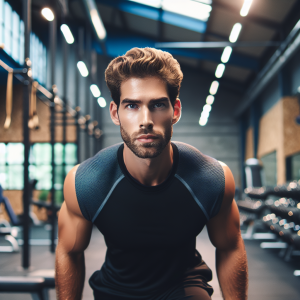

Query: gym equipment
[0,269,55,300]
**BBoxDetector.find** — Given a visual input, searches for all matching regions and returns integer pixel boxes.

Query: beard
[120,124,173,159]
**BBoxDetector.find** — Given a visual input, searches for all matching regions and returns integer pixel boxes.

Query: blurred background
[0,0,300,299]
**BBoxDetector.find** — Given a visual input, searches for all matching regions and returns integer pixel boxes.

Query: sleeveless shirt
[75,142,225,299]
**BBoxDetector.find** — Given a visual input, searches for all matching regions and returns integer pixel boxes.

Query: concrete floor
[0,225,299,300]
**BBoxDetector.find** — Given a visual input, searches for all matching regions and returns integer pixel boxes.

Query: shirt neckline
[117,142,179,192]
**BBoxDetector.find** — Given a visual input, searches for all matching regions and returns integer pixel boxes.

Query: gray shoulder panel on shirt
[75,143,124,222]
[173,142,225,220]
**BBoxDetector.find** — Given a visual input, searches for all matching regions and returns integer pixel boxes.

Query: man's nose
[139,107,154,129]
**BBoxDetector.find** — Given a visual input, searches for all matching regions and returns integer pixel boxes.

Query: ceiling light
[97,97,106,108]
[77,61,89,77]
[90,84,101,98]
[209,81,219,95]
[240,0,253,17]
[90,9,106,40]
[201,110,210,119]
[229,23,242,43]
[203,104,211,113]
[206,95,214,105]
[199,117,208,126]
[41,8,54,21]
[162,0,212,22]
[298,86,300,93]
[221,46,232,63]
[129,0,161,8]
[60,24,74,44]
[215,64,225,78]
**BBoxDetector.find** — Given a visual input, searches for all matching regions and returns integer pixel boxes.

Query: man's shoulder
[173,141,220,171]
[173,141,225,220]
[74,143,124,222]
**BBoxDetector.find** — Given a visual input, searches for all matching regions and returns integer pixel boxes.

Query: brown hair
[105,47,183,107]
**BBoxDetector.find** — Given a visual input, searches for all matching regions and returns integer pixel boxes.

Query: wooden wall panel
[283,96,300,157]
[0,85,77,143]
[245,127,254,160]
[0,190,50,222]
[257,100,285,184]
[0,85,23,142]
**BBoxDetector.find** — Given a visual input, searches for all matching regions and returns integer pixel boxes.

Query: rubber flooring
[0,225,299,300]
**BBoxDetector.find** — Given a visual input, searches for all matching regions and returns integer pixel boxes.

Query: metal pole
[75,44,80,164]
[62,35,68,183]
[22,0,31,270]
[50,17,57,253]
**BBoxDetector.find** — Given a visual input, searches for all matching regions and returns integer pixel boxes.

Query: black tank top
[75,142,225,299]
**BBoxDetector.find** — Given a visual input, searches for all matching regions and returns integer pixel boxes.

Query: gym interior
[0,0,300,299]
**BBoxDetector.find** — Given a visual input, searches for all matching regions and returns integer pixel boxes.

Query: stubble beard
[120,124,173,159]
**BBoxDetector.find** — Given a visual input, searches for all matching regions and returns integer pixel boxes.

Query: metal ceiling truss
[92,30,259,71]
[234,20,300,116]
[96,0,207,33]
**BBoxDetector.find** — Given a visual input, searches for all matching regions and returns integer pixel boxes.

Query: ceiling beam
[92,29,259,71]
[96,0,207,33]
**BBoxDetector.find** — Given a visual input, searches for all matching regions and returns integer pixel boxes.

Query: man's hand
[207,162,248,300]
[55,165,93,300]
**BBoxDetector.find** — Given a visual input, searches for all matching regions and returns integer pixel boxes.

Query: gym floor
[0,226,299,300]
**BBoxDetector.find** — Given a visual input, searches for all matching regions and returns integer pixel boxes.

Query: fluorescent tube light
[201,110,210,119]
[206,95,214,105]
[60,24,74,44]
[90,84,101,98]
[41,8,54,21]
[97,97,106,108]
[215,64,225,78]
[221,46,232,63]
[199,117,208,126]
[209,81,219,95]
[84,0,106,40]
[77,61,89,77]
[229,23,242,43]
[162,0,212,22]
[240,0,253,17]
[203,104,211,113]
[129,0,161,8]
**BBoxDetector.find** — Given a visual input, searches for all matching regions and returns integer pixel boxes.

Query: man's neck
[123,143,173,186]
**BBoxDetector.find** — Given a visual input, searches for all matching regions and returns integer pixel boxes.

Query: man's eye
[153,103,165,108]
[127,104,138,109]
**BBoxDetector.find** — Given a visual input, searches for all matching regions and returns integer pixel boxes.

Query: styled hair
[105,47,183,107]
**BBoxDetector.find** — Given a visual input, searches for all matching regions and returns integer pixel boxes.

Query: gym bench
[0,269,55,300]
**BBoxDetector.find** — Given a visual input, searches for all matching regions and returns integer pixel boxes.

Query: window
[0,1,46,83]
[0,143,77,203]
[286,152,300,182]
[260,151,277,186]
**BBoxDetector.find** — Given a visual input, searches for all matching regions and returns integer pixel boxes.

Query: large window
[0,143,77,203]
[286,152,300,182]
[260,151,277,186]
[0,0,47,84]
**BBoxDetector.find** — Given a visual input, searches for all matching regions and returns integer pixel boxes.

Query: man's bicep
[207,163,240,250]
[57,165,93,253]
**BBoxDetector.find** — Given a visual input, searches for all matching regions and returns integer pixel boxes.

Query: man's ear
[172,98,181,125]
[109,101,120,126]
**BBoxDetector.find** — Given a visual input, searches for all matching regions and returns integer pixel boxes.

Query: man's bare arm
[207,163,248,300]
[55,165,93,300]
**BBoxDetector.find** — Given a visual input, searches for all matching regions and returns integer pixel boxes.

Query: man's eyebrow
[121,99,142,104]
[149,97,169,103]
[121,97,169,104]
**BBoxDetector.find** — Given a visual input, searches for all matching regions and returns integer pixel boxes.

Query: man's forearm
[216,236,248,300]
[55,245,85,300]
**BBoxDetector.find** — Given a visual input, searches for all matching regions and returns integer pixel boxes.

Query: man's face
[110,77,180,159]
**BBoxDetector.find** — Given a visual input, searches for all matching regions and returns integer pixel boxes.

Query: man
[55,47,248,300]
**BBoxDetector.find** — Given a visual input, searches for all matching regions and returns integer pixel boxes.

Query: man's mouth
[136,134,158,143]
